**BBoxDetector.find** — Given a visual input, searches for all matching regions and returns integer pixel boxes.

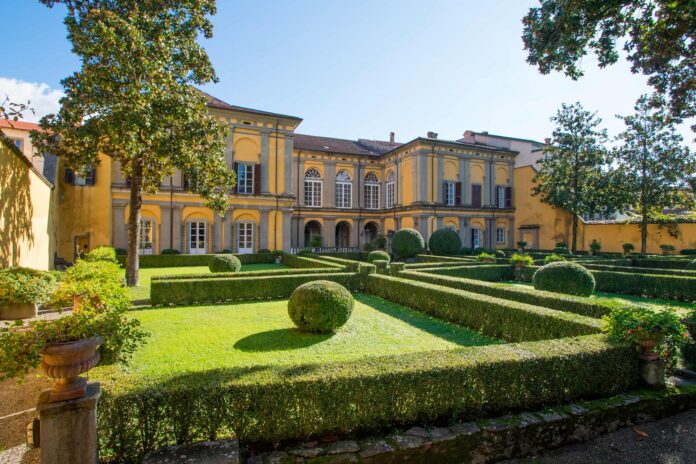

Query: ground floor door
[238,222,254,254]
[188,221,207,254]
[471,227,481,248]
[139,220,154,255]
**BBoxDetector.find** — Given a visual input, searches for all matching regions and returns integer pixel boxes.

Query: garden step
[676,367,696,379]
[144,439,239,464]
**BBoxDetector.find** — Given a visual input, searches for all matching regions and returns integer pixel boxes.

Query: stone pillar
[223,211,232,250]
[324,218,335,247]
[353,164,361,208]
[460,158,470,205]
[484,218,495,248]
[396,159,404,205]
[226,125,234,169]
[418,216,429,242]
[38,382,100,464]
[351,219,361,249]
[458,217,468,247]
[172,207,183,253]
[291,217,299,249]
[436,216,443,230]
[508,218,515,248]
[419,154,428,203]
[112,204,126,249]
[214,214,223,252]
[260,131,270,194]
[297,159,305,207]
[324,162,336,207]
[284,135,294,195]
[282,211,292,251]
[437,155,444,203]
[259,209,269,250]
[484,159,493,207]
[640,359,665,388]
[161,206,172,251]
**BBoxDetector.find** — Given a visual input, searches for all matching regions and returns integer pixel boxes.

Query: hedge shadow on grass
[234,328,332,352]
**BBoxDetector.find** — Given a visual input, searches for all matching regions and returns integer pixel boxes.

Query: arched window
[335,170,352,208]
[386,170,396,208]
[304,168,322,207]
[364,172,380,209]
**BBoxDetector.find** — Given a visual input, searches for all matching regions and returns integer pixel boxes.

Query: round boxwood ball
[288,280,354,333]
[428,228,462,255]
[532,261,595,296]
[367,250,390,263]
[208,254,241,273]
[686,259,696,270]
[391,228,425,259]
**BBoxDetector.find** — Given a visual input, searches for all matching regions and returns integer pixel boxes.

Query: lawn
[127,263,289,302]
[96,293,499,377]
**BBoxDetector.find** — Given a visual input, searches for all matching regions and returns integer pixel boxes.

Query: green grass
[96,293,500,377]
[126,263,289,302]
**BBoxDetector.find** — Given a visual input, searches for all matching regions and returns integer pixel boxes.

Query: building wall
[0,138,56,269]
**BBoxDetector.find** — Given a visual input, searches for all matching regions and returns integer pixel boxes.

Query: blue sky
[2,0,693,145]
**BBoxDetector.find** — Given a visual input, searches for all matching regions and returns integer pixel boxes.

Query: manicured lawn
[127,263,289,302]
[96,293,499,377]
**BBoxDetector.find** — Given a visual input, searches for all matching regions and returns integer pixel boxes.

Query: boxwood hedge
[583,264,696,277]
[592,271,696,302]
[97,335,638,462]
[414,254,476,263]
[150,267,345,281]
[422,264,514,282]
[281,254,344,269]
[631,259,691,270]
[365,275,601,341]
[116,252,276,268]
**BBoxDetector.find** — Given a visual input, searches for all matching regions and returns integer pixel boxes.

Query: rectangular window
[386,182,395,208]
[139,220,154,255]
[364,183,380,209]
[238,222,254,253]
[237,164,255,194]
[444,181,456,206]
[471,184,482,208]
[11,139,22,151]
[471,228,481,248]
[304,180,322,207]
[65,167,96,186]
[496,227,505,244]
[336,182,352,208]
[497,185,506,208]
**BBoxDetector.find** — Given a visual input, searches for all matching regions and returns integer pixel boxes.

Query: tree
[522,1,695,133]
[614,94,696,254]
[32,0,235,286]
[533,103,616,252]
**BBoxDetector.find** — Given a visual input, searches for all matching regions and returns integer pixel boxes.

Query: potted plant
[0,268,58,320]
[660,244,676,256]
[544,253,565,264]
[0,260,147,402]
[602,307,687,362]
[516,240,527,252]
[272,250,283,264]
[622,243,635,256]
[476,252,496,263]
[510,253,534,281]
[589,239,602,256]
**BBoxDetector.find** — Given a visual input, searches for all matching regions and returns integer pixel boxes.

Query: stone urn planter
[0,302,37,320]
[638,337,660,362]
[40,336,104,402]
[275,255,282,264]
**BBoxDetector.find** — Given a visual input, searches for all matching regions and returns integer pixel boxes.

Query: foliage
[590,240,602,254]
[554,246,571,255]
[258,249,271,254]
[0,268,58,305]
[516,241,527,249]
[309,235,323,248]
[281,254,344,270]
[476,252,496,262]
[150,267,340,281]
[623,243,635,255]
[687,260,696,270]
[544,254,565,264]
[363,234,387,252]
[510,253,534,267]
[522,0,696,130]
[602,307,687,359]
[0,261,147,380]
[367,250,390,264]
[391,228,425,259]
[428,228,462,256]
[533,261,596,296]
[614,95,695,254]
[660,244,676,255]
[287,281,354,333]
[115,248,127,256]
[160,248,181,255]
[208,254,241,273]
[555,242,567,248]
[83,246,117,263]
[426,265,513,282]
[116,252,276,268]
[682,249,696,255]
[533,103,617,252]
[592,270,696,302]
[373,259,390,274]
[34,0,235,286]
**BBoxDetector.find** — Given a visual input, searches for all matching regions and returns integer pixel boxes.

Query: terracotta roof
[294,134,402,156]
[0,119,42,131]
[199,90,302,121]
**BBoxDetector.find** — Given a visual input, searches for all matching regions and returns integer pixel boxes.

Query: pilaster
[260,131,270,193]
[284,135,294,195]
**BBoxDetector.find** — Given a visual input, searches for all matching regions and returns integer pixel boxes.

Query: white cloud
[0,77,63,122]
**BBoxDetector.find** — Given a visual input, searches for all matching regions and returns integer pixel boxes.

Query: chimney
[427,131,438,139]
[389,132,395,144]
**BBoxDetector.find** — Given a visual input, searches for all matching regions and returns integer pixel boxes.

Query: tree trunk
[571,214,578,253]
[641,205,648,255]
[126,159,143,287]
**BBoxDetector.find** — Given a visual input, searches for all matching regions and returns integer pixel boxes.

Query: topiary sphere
[288,280,354,333]
[208,254,241,273]
[367,250,390,263]
[686,259,696,270]
[533,261,595,296]
[391,228,425,259]
[428,228,462,255]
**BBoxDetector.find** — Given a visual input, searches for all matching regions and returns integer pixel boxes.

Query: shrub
[516,241,527,249]
[622,243,635,255]
[208,254,241,273]
[686,259,696,270]
[0,267,57,305]
[391,228,425,259]
[476,252,496,262]
[258,249,271,254]
[115,253,276,268]
[591,271,696,302]
[373,260,390,274]
[367,250,390,264]
[309,235,323,248]
[544,254,566,264]
[533,262,596,296]
[554,246,571,255]
[428,228,462,256]
[495,250,506,258]
[115,248,127,256]
[590,240,602,255]
[287,281,354,333]
[84,246,118,263]
[555,242,568,248]
[661,244,676,255]
[160,248,181,255]
[510,253,534,268]
[682,249,696,255]
[363,234,387,252]
[425,265,513,282]
[281,254,344,269]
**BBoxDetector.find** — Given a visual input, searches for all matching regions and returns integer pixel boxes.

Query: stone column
[282,211,292,251]
[260,131,270,194]
[38,382,100,464]
[324,218,335,247]
[484,159,493,207]
[297,159,305,207]
[460,158,470,205]
[284,135,294,195]
[259,209,269,250]
[419,154,428,203]
[226,125,234,169]
[223,210,232,250]
[351,219,360,249]
[508,218,515,248]
[419,216,429,242]
[484,218,495,248]
[213,213,223,252]
[112,204,126,249]
[172,207,183,253]
[324,162,336,207]
[353,164,361,209]
[396,158,404,205]
[436,216,443,230]
[458,217,468,247]
[161,206,172,251]
[437,155,444,203]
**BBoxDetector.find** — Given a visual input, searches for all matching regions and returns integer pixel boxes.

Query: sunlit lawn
[96,293,500,377]
[127,263,289,302]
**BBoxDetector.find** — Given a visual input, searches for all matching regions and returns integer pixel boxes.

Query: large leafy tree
[33,0,234,286]
[614,94,695,254]
[522,1,695,132]
[533,103,617,252]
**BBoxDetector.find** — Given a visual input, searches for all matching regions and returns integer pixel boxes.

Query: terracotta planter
[638,338,660,362]
[40,336,104,402]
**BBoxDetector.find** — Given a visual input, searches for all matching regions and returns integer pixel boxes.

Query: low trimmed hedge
[399,271,612,318]
[150,273,363,305]
[414,254,476,263]
[97,334,638,462]
[116,253,276,268]
[281,254,344,269]
[422,264,514,282]
[583,264,696,277]
[631,259,691,270]
[150,268,345,281]
[592,271,696,302]
[365,275,601,341]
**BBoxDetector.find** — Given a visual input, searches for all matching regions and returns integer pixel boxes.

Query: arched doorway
[304,220,322,247]
[335,221,351,248]
[364,222,378,244]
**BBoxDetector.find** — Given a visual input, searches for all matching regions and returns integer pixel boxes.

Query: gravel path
[505,408,696,464]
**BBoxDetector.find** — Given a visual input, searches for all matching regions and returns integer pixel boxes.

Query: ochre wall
[579,222,696,254]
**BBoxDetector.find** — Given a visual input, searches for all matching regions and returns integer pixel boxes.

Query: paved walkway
[505,408,696,464]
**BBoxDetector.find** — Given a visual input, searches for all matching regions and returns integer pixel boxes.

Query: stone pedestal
[640,359,665,388]
[37,382,100,464]
[0,303,37,320]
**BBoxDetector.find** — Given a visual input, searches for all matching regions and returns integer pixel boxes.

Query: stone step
[676,367,696,379]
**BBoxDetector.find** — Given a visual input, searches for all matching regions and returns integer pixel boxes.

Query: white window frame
[445,181,456,206]
[237,222,254,254]
[364,172,380,210]
[497,185,506,208]
[472,228,481,249]
[139,220,154,255]
[496,227,506,244]
[304,168,323,207]
[237,163,254,195]
[335,170,352,208]
[386,171,395,208]
[188,221,207,254]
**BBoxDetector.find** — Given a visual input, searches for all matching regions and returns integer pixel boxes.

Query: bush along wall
[631,259,692,270]
[365,275,601,341]
[96,334,638,462]
[583,264,696,277]
[423,265,515,282]
[150,267,345,282]
[592,271,696,302]
[150,273,364,305]
[115,252,277,268]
